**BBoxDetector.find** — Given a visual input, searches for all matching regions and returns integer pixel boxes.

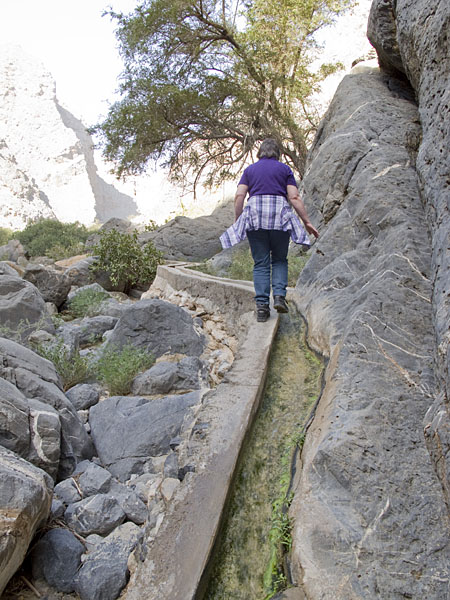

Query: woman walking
[220,139,319,322]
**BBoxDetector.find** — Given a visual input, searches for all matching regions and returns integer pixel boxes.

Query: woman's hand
[304,221,319,238]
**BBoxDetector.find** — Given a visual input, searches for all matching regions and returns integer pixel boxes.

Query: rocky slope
[0,251,237,597]
[0,45,137,229]
[288,0,449,598]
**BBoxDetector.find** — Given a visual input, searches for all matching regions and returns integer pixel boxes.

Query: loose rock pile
[0,250,237,599]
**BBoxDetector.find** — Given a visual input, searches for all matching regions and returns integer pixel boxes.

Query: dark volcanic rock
[65,494,126,536]
[74,522,142,600]
[23,263,71,308]
[106,299,205,359]
[65,384,100,410]
[89,392,201,481]
[0,274,55,340]
[31,528,84,592]
[131,356,208,395]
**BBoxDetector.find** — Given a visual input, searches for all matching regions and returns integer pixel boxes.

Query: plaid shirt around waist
[220,195,310,249]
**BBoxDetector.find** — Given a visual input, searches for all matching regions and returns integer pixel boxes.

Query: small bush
[15,219,89,258]
[228,248,254,281]
[36,340,91,391]
[90,229,164,293]
[45,241,87,261]
[0,227,13,246]
[287,255,308,287]
[95,344,154,395]
[67,288,110,318]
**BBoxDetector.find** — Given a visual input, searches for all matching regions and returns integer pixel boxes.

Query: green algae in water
[204,309,322,600]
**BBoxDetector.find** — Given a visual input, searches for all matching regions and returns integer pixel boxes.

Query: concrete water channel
[203,308,322,599]
[125,264,323,600]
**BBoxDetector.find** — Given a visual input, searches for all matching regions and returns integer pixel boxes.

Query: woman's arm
[234,184,248,221]
[287,184,319,238]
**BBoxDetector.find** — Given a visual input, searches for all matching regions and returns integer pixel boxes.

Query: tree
[93,0,352,188]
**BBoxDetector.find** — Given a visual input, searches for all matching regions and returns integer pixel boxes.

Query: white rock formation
[313,0,376,111]
[0,45,137,229]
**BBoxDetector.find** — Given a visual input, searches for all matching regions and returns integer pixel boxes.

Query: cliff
[0,45,137,229]
[289,0,449,597]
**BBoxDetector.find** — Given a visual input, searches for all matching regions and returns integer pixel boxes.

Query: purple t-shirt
[238,157,297,197]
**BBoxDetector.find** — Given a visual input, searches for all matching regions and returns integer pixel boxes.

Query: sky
[0,0,137,125]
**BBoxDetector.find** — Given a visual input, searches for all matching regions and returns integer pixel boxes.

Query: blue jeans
[247,229,290,305]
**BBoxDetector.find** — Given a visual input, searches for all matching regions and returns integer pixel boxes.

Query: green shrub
[36,340,91,391]
[15,219,89,258]
[67,288,110,318]
[45,241,87,261]
[0,227,13,246]
[95,344,154,395]
[287,255,308,287]
[90,229,164,293]
[228,248,254,281]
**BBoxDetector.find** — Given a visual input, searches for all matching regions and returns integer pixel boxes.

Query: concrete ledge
[125,264,279,599]
[149,263,257,328]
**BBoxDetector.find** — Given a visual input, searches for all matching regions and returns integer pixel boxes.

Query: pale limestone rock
[0,45,137,229]
[160,478,180,503]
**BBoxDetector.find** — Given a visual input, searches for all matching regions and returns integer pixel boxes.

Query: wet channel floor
[203,308,322,600]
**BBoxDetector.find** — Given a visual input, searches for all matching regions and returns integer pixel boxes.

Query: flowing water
[203,308,323,600]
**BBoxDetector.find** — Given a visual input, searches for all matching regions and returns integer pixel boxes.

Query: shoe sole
[273,303,288,313]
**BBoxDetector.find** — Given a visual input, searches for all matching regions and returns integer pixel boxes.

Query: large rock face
[0,45,137,228]
[287,0,450,593]
[367,0,450,512]
[140,201,234,261]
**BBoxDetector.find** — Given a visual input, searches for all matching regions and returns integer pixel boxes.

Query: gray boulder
[0,446,53,596]
[78,316,118,346]
[65,494,126,536]
[106,299,205,359]
[0,337,94,479]
[204,239,249,277]
[64,256,96,288]
[89,392,201,481]
[66,282,109,306]
[0,239,26,262]
[131,356,208,396]
[77,462,112,496]
[54,478,82,505]
[66,384,100,410]
[109,480,148,525]
[30,528,84,592]
[139,201,234,261]
[50,498,65,520]
[23,263,71,308]
[74,522,142,600]
[0,274,55,341]
[0,261,21,277]
[0,377,31,458]
[0,378,61,478]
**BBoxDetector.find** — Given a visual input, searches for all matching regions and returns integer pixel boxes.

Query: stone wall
[288,0,450,594]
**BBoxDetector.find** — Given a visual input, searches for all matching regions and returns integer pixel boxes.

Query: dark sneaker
[256,304,270,322]
[273,295,289,313]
